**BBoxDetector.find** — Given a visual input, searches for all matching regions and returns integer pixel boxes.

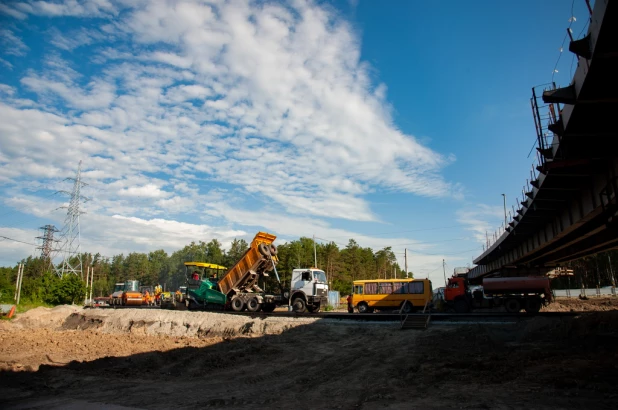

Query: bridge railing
[480,3,594,255]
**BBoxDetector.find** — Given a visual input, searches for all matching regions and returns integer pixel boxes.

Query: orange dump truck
[216,232,281,313]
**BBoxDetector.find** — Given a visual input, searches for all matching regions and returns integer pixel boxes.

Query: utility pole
[313,235,317,268]
[405,248,408,279]
[442,259,447,287]
[89,265,94,302]
[14,263,24,305]
[608,254,616,296]
[501,194,507,229]
[84,266,90,305]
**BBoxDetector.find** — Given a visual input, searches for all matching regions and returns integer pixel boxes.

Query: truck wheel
[357,302,370,314]
[454,299,469,313]
[505,298,521,313]
[258,243,271,256]
[262,303,276,313]
[307,304,321,313]
[292,298,307,313]
[269,244,278,255]
[524,298,541,314]
[231,297,245,312]
[246,297,262,312]
[399,302,413,314]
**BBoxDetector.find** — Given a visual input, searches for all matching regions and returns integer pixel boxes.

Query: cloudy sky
[0,0,591,283]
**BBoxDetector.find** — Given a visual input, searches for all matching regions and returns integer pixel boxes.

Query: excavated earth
[1,302,618,409]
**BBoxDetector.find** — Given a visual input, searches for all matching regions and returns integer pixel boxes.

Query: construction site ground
[1,298,617,409]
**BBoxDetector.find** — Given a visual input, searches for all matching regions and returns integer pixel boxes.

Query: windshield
[313,270,327,283]
[124,281,139,292]
[113,284,124,292]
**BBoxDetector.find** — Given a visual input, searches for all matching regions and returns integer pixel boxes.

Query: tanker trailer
[444,276,552,314]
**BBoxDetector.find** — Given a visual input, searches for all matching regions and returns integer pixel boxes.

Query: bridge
[469,0,617,282]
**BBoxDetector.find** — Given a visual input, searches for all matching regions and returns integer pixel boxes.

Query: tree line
[3,235,614,306]
[0,237,407,305]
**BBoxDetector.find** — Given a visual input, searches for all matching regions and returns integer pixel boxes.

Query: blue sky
[0,0,592,283]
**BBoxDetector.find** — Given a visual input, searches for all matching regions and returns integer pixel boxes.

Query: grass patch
[15,301,54,314]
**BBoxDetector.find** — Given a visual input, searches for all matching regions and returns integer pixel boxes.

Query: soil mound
[11,305,81,329]
[60,308,319,338]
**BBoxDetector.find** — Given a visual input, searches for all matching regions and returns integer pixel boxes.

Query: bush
[324,304,335,311]
[13,272,86,306]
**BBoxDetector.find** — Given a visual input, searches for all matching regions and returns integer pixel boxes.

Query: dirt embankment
[1,306,617,409]
[1,306,319,373]
[544,296,618,312]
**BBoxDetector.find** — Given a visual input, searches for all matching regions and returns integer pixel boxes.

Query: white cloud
[0,28,29,56]
[457,204,505,245]
[0,0,463,274]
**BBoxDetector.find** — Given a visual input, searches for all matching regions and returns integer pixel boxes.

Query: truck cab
[289,268,329,313]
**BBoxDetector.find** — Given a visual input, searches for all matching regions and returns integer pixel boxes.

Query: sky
[0,0,593,285]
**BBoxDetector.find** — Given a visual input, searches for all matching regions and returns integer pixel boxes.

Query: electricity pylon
[53,161,88,278]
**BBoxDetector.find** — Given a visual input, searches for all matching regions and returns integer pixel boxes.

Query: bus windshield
[313,270,327,283]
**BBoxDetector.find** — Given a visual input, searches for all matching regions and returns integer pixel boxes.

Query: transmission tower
[53,161,88,278]
[37,224,58,262]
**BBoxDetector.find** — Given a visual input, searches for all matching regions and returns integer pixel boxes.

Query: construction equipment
[109,282,124,306]
[177,232,328,313]
[181,262,228,310]
[443,271,552,314]
[122,280,144,306]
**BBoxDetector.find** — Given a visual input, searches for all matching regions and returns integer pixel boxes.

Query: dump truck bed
[217,232,278,297]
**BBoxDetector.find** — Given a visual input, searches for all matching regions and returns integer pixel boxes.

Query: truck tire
[262,303,276,313]
[231,296,245,312]
[269,243,278,255]
[258,243,271,256]
[357,302,370,314]
[454,299,469,313]
[524,298,541,314]
[307,304,321,313]
[246,297,262,312]
[505,298,521,313]
[292,297,307,313]
[399,301,413,314]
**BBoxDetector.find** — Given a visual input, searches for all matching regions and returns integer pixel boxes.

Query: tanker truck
[444,275,552,314]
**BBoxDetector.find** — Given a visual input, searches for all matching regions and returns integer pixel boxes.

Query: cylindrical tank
[482,277,550,295]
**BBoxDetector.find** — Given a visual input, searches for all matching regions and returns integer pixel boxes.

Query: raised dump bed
[217,232,278,297]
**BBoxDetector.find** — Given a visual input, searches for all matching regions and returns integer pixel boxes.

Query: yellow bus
[350,278,432,313]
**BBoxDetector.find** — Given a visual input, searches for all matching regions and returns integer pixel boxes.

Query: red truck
[444,275,552,314]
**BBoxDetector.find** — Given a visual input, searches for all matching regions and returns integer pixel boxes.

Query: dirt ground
[1,303,617,409]
[543,296,618,312]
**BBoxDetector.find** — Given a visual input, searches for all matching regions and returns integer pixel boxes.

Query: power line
[0,235,37,247]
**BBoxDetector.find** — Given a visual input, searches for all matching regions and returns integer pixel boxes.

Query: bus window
[354,285,363,295]
[393,282,403,293]
[378,282,393,294]
[365,282,378,294]
[409,281,424,294]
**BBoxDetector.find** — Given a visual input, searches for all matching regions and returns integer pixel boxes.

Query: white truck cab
[289,268,329,313]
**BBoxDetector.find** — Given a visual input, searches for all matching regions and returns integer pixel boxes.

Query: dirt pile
[10,305,81,329]
[0,328,219,373]
[543,296,618,312]
[61,308,319,338]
